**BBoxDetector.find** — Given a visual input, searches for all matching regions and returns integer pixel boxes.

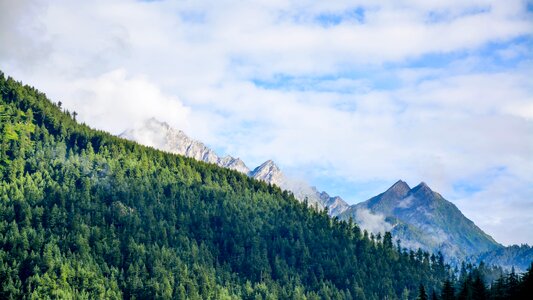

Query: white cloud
[455,175,533,246]
[0,0,50,68]
[0,0,532,245]
[354,208,393,235]
[55,69,191,135]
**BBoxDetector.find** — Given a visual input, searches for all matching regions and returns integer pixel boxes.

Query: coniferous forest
[0,71,531,299]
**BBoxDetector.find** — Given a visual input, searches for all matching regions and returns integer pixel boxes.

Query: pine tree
[518,263,533,300]
[431,290,439,300]
[471,274,486,300]
[441,279,455,300]
[417,284,428,300]
[490,276,507,300]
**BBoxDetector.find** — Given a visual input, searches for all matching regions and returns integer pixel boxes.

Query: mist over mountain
[475,245,533,272]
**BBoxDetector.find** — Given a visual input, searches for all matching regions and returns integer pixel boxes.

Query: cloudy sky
[1,0,532,245]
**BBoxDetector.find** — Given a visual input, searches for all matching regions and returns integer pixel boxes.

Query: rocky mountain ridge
[120,118,250,174]
[120,118,338,210]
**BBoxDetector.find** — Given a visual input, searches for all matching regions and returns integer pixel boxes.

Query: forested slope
[0,72,450,299]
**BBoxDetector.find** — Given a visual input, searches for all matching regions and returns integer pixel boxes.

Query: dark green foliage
[441,279,456,300]
[520,263,533,298]
[440,262,533,300]
[431,290,439,300]
[417,284,428,300]
[0,71,454,298]
[487,264,533,300]
[471,275,487,300]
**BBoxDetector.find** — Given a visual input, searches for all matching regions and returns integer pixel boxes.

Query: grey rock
[120,118,250,174]
[318,191,350,216]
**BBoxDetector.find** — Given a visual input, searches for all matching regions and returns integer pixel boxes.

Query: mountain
[318,191,350,216]
[121,120,530,270]
[121,118,340,210]
[0,71,449,299]
[120,118,250,174]
[340,180,503,261]
[249,159,284,187]
[475,244,533,272]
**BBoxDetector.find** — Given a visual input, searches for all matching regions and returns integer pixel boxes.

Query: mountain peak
[342,179,501,260]
[219,156,250,174]
[250,160,283,185]
[412,182,433,195]
[418,181,430,188]
[263,159,277,167]
[254,160,280,172]
[385,180,411,197]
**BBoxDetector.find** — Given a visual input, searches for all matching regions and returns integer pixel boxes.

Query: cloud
[0,0,51,68]
[0,0,531,244]
[57,69,191,135]
[397,196,414,209]
[354,208,393,235]
[454,174,533,246]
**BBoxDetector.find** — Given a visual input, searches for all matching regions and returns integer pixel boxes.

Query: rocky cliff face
[219,156,250,174]
[120,118,250,174]
[475,244,533,272]
[249,160,284,186]
[318,191,350,216]
[248,160,326,208]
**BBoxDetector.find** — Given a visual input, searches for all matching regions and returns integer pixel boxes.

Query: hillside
[0,72,451,299]
[475,245,533,272]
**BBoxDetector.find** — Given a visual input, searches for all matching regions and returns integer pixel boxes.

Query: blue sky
[1,0,532,245]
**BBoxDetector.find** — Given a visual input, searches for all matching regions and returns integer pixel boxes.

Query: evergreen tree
[417,284,428,300]
[518,262,533,299]
[441,279,455,300]
[471,274,486,300]
[431,290,439,300]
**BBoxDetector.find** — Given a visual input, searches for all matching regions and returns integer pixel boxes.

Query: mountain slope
[475,244,533,272]
[340,180,502,260]
[0,72,449,299]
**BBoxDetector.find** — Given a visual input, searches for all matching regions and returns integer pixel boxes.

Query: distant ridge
[120,118,250,174]
[120,118,347,211]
